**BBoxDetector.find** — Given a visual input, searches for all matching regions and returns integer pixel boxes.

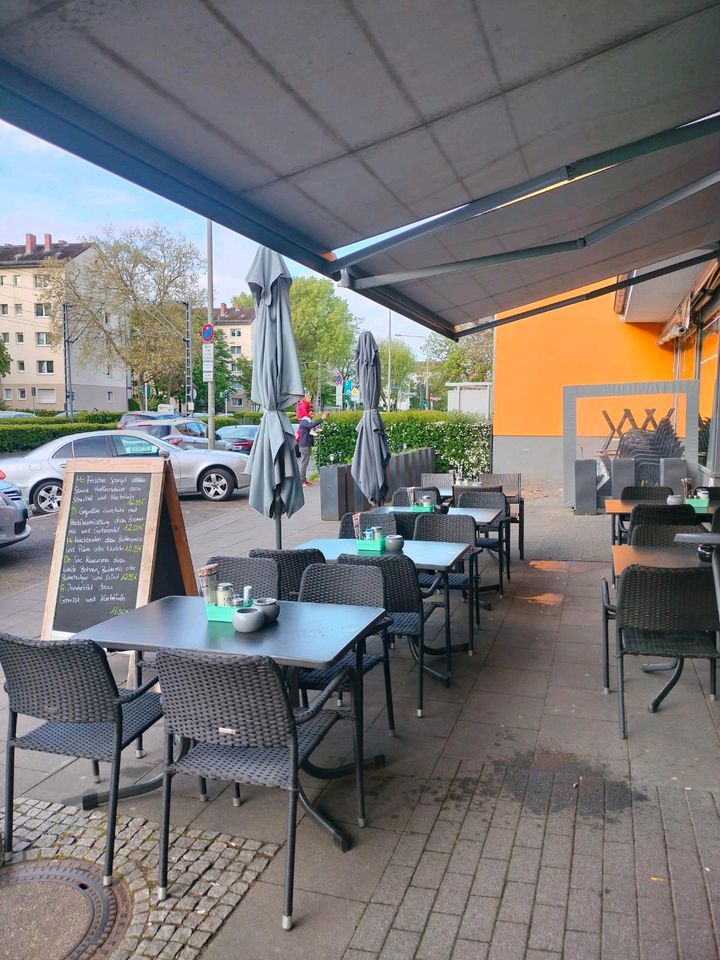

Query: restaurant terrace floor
[1,483,719,960]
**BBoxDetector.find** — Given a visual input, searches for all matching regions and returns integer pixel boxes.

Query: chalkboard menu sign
[42,458,196,640]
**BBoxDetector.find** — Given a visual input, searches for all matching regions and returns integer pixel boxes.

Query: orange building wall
[493,281,676,438]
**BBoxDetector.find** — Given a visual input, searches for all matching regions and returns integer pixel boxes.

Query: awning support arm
[331,114,720,273]
[343,171,720,291]
[455,246,720,337]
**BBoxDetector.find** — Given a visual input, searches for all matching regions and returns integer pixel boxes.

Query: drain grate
[0,859,132,960]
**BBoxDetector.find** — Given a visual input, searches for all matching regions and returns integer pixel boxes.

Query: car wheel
[32,480,63,514]
[199,468,234,502]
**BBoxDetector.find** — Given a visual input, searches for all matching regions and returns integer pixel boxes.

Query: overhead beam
[344,171,720,290]
[456,246,720,337]
[332,113,720,273]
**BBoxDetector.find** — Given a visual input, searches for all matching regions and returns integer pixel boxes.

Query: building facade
[0,233,129,411]
[212,302,254,411]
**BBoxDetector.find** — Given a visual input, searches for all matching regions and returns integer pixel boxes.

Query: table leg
[518,498,525,559]
[610,513,617,545]
[444,572,452,674]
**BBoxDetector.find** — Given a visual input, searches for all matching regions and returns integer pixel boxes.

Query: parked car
[0,411,37,420]
[133,418,231,450]
[117,410,180,429]
[0,477,31,548]
[216,424,260,453]
[0,430,251,514]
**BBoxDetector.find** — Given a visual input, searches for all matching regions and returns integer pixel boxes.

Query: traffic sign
[202,341,214,382]
[202,343,214,361]
[351,387,359,398]
[201,323,214,343]
[335,374,343,386]
[343,379,352,394]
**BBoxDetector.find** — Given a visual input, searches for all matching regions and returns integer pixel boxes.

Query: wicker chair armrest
[294,665,355,724]
[601,578,616,616]
[420,573,444,598]
[118,675,159,703]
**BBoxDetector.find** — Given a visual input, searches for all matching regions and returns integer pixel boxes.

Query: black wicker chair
[391,486,442,507]
[624,504,697,544]
[155,649,361,930]
[413,512,482,646]
[614,565,719,737]
[421,472,454,494]
[629,524,703,547]
[0,633,162,885]
[339,553,443,717]
[207,555,280,599]
[297,563,394,735]
[617,486,674,541]
[338,512,397,539]
[249,548,325,600]
[456,489,512,592]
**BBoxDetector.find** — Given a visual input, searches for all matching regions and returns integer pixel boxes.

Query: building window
[35,331,50,346]
[17,388,26,400]
[15,332,23,343]
[12,276,20,286]
[230,345,242,355]
[37,388,56,403]
[107,391,114,402]
[35,303,51,317]
[3,388,11,400]
[231,329,242,337]
[231,397,244,407]
[1,332,8,343]
[33,274,50,288]
[37,360,54,374]
[0,276,4,286]
[0,305,7,315]
[17,360,25,372]
[14,303,22,315]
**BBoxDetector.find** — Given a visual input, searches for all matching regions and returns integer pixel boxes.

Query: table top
[72,596,386,669]
[611,544,701,577]
[604,498,715,516]
[293,538,470,571]
[372,506,501,526]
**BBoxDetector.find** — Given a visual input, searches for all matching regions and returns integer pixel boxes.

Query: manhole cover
[0,859,133,960]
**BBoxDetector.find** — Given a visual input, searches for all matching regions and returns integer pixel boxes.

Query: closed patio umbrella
[245,247,304,548]
[351,331,391,505]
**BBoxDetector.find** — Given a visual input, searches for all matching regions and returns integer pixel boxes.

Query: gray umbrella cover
[351,330,391,505]
[245,247,305,519]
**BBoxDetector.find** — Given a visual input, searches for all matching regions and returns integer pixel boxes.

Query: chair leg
[283,785,298,930]
[381,631,396,736]
[416,630,425,718]
[351,670,366,828]
[617,650,627,739]
[468,559,474,654]
[4,711,17,859]
[103,727,123,886]
[198,777,208,802]
[602,610,610,694]
[232,782,242,807]
[505,524,511,580]
[157,733,175,901]
[649,659,685,713]
[91,760,101,783]
[497,541,504,598]
[134,654,145,759]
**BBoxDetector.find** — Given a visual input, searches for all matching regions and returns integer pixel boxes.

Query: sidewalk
[1,486,719,960]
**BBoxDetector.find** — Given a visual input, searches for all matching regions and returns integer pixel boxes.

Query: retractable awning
[1,1,718,338]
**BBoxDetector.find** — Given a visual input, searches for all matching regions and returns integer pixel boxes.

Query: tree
[426,331,493,405]
[229,354,253,398]
[230,292,254,309]
[377,338,417,410]
[0,340,10,378]
[44,225,205,402]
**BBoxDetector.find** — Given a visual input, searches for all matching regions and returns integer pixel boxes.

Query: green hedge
[0,422,110,453]
[315,411,492,478]
[12,410,123,424]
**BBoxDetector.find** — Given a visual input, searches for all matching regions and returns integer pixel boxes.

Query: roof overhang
[1,1,718,338]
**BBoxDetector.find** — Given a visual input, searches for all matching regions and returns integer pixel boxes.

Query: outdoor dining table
[72,595,385,849]
[371,505,501,527]
[604,498,715,544]
[293,538,472,675]
[611,543,702,578]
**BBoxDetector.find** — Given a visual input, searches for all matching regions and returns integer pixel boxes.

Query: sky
[0,120,431,356]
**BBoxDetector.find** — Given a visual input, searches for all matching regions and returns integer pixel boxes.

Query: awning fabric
[1,1,718,337]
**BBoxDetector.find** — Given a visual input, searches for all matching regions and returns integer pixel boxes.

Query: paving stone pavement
[2,485,720,958]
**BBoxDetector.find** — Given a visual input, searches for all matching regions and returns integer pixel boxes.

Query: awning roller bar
[332,114,720,273]
[343,170,720,291]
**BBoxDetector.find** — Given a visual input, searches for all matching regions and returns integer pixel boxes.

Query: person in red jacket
[296,394,327,486]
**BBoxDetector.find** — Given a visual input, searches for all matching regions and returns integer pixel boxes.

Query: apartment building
[213,302,254,410]
[0,232,129,412]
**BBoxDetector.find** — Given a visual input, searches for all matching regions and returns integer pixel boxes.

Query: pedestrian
[296,393,327,487]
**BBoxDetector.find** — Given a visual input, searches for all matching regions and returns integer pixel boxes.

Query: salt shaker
[243,584,252,606]
[216,582,234,606]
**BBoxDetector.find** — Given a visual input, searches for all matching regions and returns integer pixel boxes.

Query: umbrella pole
[274,492,283,549]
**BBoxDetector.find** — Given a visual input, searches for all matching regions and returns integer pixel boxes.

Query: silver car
[1,430,251,514]
[0,479,31,547]
[132,418,232,451]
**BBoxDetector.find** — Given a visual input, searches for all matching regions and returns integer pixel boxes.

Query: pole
[425,348,429,409]
[184,300,193,415]
[386,309,392,411]
[62,300,74,420]
[206,220,216,448]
